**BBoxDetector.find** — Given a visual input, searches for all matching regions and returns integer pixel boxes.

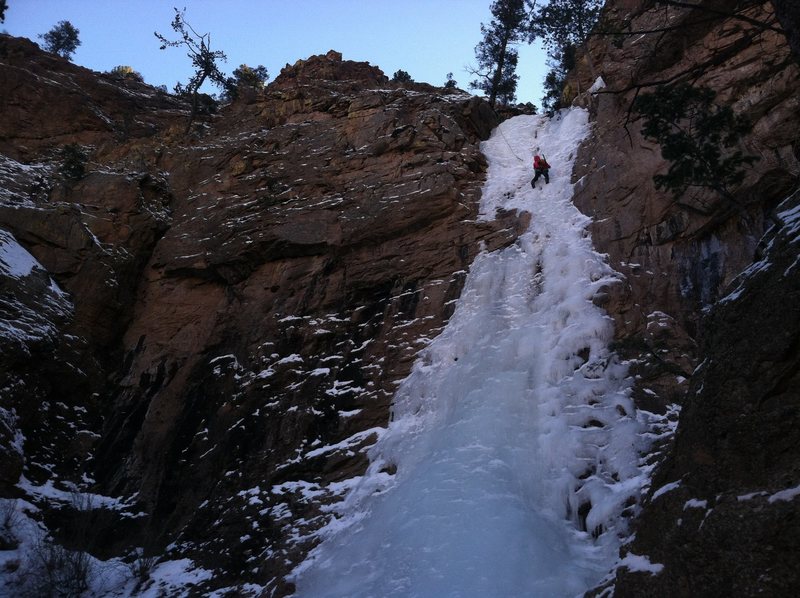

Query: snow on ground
[720,188,800,302]
[0,494,235,598]
[290,110,650,597]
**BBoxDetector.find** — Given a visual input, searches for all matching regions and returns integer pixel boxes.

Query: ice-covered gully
[293,110,653,597]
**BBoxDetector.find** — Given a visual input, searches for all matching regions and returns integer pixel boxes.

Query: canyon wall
[564,1,800,594]
[1,0,798,593]
[0,39,522,593]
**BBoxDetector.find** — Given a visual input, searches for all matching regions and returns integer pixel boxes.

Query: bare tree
[155,8,230,131]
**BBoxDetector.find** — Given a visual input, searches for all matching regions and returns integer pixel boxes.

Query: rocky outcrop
[0,38,521,593]
[609,191,800,597]
[566,0,799,417]
[0,229,75,488]
[773,0,800,60]
[566,1,800,595]
[571,0,799,365]
[0,36,183,161]
[271,49,389,89]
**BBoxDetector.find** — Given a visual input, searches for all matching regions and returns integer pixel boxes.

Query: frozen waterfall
[291,109,649,597]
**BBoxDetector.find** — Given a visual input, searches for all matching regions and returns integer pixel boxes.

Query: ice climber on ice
[292,111,649,598]
[531,153,551,188]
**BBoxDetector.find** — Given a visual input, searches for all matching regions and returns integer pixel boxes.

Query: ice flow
[292,110,648,597]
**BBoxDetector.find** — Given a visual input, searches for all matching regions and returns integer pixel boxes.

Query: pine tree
[469,0,528,108]
[223,64,269,101]
[39,21,81,60]
[529,0,603,54]
[232,64,269,90]
[529,0,603,108]
[541,44,575,114]
[634,83,757,202]
[392,69,412,83]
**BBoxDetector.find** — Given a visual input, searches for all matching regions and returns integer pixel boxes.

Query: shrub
[20,536,93,597]
[391,69,412,83]
[126,547,158,592]
[108,65,144,82]
[0,498,18,550]
[59,144,87,181]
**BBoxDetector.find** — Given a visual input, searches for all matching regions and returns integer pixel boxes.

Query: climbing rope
[498,125,525,163]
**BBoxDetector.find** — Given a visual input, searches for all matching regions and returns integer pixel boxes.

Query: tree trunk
[489,37,510,108]
[186,72,209,133]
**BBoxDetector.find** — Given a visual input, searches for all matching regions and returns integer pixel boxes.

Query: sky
[3,1,547,106]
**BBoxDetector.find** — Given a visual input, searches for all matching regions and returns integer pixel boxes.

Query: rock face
[611,192,800,596]
[1,0,798,592]
[0,229,75,488]
[567,0,799,429]
[773,0,800,60]
[564,0,800,594]
[571,0,799,361]
[0,37,523,593]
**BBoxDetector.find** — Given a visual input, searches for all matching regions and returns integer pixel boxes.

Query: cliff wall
[564,1,800,594]
[571,0,798,405]
[0,39,521,593]
[1,0,799,592]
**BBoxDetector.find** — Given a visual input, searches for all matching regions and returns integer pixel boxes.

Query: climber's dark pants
[531,168,549,187]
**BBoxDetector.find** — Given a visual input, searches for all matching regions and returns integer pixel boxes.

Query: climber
[530,154,551,189]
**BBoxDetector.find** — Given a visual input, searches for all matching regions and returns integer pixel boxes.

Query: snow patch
[768,484,800,504]
[142,558,214,597]
[0,230,41,278]
[652,480,682,501]
[303,427,384,459]
[588,76,607,94]
[618,552,664,575]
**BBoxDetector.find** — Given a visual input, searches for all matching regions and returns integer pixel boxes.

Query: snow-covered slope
[291,110,650,596]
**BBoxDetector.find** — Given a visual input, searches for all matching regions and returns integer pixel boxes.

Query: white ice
[291,110,649,597]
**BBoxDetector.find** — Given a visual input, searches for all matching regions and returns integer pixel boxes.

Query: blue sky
[4,0,547,106]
